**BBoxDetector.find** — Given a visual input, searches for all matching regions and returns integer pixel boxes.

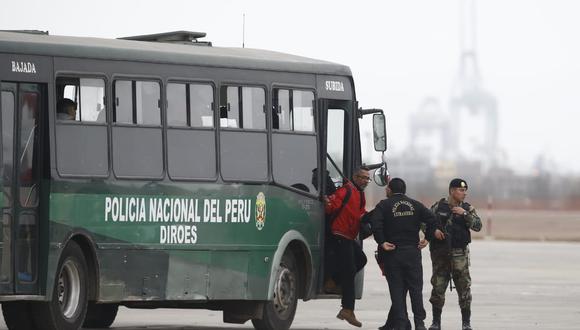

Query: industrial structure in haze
[371,0,580,210]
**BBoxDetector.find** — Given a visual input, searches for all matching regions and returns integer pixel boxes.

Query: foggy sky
[1,0,579,175]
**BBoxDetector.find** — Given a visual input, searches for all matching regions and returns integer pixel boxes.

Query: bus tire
[252,252,298,330]
[83,303,119,328]
[2,301,37,329]
[33,241,88,330]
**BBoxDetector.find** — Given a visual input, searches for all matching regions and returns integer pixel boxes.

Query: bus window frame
[54,73,111,179]
[165,78,219,182]
[112,76,163,129]
[271,86,317,134]
[165,79,217,130]
[218,83,269,133]
[54,73,109,127]
[270,85,320,197]
[111,75,165,180]
[218,82,270,184]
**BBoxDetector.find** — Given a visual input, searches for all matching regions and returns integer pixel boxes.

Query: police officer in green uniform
[427,178,482,330]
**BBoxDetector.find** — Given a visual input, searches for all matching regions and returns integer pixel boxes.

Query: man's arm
[465,205,482,232]
[424,201,445,241]
[418,202,437,236]
[369,203,386,245]
[325,186,347,215]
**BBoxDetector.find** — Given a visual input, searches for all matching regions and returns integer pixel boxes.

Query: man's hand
[452,206,466,216]
[434,229,445,240]
[381,242,396,251]
[418,239,428,249]
[323,196,330,206]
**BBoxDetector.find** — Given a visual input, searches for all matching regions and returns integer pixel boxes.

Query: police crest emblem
[255,192,266,230]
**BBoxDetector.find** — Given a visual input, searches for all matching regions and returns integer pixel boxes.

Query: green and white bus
[0,30,387,330]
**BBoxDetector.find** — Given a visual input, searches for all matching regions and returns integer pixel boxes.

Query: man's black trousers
[382,246,426,329]
[333,235,367,310]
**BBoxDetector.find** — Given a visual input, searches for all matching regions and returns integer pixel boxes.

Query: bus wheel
[252,252,298,330]
[83,303,119,328]
[2,301,38,329]
[33,241,88,330]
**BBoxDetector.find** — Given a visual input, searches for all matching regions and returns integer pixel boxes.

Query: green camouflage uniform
[428,199,482,311]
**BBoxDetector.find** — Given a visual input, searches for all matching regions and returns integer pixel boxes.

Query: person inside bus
[56,98,77,120]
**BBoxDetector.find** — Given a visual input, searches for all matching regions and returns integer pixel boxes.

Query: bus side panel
[48,183,321,302]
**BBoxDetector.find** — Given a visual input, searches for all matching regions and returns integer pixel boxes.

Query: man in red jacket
[325,166,370,327]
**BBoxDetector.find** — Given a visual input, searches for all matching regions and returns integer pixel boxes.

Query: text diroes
[160,225,197,244]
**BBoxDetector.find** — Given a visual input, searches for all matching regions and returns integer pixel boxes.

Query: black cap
[449,178,468,190]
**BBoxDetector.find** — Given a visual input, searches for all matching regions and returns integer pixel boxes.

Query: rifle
[443,216,454,292]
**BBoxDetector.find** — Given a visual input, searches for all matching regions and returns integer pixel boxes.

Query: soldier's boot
[414,320,427,330]
[428,307,442,330]
[337,308,362,328]
[461,308,472,330]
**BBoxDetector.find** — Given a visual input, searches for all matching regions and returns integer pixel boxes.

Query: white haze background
[2,0,579,175]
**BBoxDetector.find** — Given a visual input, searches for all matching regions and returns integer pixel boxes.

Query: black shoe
[415,324,427,330]
[462,321,473,330]
[428,321,440,330]
[377,323,398,330]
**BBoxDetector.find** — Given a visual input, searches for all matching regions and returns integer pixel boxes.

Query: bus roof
[0,31,352,76]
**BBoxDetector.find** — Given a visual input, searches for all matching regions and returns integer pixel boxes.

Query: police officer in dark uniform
[370,178,444,330]
[427,178,482,330]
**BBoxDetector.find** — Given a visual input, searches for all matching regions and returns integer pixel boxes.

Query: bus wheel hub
[273,266,295,315]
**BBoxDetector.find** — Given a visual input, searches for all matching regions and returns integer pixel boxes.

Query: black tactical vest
[433,199,472,249]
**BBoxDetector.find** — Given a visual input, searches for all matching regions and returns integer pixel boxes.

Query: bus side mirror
[373,113,387,152]
[373,165,389,187]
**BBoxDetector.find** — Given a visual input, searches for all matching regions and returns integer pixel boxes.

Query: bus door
[318,99,366,296]
[0,82,43,295]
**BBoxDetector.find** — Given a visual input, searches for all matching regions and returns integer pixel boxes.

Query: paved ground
[2,239,578,330]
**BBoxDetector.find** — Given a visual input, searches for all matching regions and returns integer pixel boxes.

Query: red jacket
[325,182,366,240]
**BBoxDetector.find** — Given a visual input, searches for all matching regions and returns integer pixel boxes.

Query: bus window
[292,90,314,132]
[271,89,317,194]
[242,87,265,129]
[167,82,216,180]
[219,85,268,181]
[136,82,160,125]
[273,89,314,132]
[327,109,345,187]
[220,86,265,129]
[114,80,161,126]
[114,81,133,124]
[273,89,290,130]
[167,83,214,127]
[112,79,162,178]
[167,83,187,126]
[56,77,106,123]
[190,84,214,127]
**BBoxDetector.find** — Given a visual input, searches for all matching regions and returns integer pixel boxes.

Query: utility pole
[242,14,245,48]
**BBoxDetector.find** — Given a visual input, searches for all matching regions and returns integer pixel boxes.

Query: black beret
[449,178,468,190]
